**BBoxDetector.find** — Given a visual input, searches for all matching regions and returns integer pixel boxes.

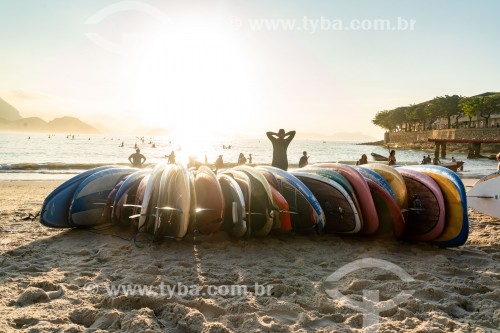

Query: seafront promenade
[384,128,500,154]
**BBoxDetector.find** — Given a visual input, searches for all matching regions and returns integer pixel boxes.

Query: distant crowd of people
[126,131,500,174]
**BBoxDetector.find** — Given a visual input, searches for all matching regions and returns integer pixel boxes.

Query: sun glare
[120,17,258,138]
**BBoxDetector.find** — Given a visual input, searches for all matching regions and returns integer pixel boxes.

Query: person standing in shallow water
[128,148,146,168]
[237,153,247,165]
[215,155,224,172]
[299,151,309,168]
[388,150,396,166]
[356,154,368,165]
[266,129,296,171]
[167,151,176,164]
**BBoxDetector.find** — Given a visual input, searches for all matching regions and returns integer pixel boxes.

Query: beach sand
[0,181,499,333]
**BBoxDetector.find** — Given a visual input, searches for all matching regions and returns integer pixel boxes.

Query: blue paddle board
[70,168,135,227]
[400,165,468,247]
[40,166,118,228]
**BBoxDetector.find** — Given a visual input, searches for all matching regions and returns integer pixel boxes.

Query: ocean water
[0,132,497,180]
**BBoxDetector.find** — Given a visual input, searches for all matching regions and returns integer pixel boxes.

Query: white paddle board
[467,176,500,218]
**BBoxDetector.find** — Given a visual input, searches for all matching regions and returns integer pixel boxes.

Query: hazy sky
[1,0,499,138]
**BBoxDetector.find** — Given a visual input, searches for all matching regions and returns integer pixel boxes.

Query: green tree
[459,96,480,127]
[405,103,427,131]
[480,94,500,127]
[424,101,442,129]
[391,107,409,131]
[430,95,462,129]
[372,110,393,132]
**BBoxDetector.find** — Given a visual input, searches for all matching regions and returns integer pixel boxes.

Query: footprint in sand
[16,287,50,306]
[69,307,98,327]
[29,281,64,300]
[12,317,39,330]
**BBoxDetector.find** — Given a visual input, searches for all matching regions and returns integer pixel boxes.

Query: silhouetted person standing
[299,151,309,168]
[267,129,296,170]
[237,153,247,165]
[128,148,146,168]
[168,151,176,164]
[356,154,368,166]
[215,155,224,172]
[388,150,396,166]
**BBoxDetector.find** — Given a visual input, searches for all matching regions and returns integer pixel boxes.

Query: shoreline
[0,162,495,182]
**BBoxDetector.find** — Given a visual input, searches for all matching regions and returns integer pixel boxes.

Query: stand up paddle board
[217,173,247,237]
[467,176,500,218]
[40,166,118,228]
[138,163,167,233]
[232,166,277,237]
[70,167,135,227]
[312,163,378,234]
[361,163,407,209]
[364,178,405,238]
[397,168,445,241]
[401,165,468,247]
[112,169,151,225]
[257,166,325,233]
[292,171,360,234]
[193,166,224,234]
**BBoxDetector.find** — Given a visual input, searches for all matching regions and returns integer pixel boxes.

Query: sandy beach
[0,180,499,333]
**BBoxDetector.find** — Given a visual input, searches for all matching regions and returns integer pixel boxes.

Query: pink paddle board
[312,163,379,234]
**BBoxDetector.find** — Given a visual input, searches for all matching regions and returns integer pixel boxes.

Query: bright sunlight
[119,17,258,139]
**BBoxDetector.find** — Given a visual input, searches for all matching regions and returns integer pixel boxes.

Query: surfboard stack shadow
[39,162,475,247]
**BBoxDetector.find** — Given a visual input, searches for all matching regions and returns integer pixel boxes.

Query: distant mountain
[0,97,100,134]
[48,116,99,133]
[0,116,100,133]
[0,97,23,121]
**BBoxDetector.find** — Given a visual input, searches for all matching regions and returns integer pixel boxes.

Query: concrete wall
[386,128,500,144]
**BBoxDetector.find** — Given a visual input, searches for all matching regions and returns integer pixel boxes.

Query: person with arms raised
[266,128,296,171]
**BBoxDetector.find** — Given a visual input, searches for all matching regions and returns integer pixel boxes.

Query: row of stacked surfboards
[40,163,471,247]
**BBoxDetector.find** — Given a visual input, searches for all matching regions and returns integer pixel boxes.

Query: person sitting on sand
[451,156,456,162]
[299,151,309,168]
[388,150,396,166]
[237,153,247,165]
[356,154,368,166]
[128,148,146,168]
[266,128,296,171]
